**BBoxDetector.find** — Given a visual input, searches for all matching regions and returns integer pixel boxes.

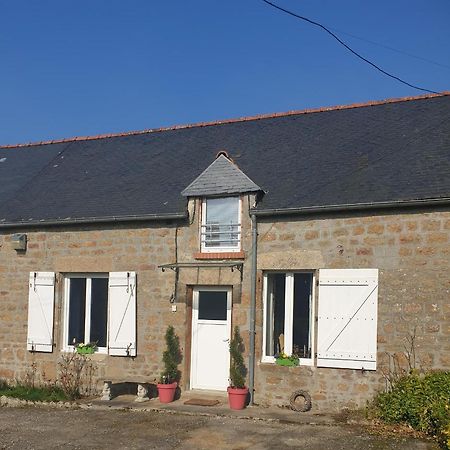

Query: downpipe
[248,213,257,405]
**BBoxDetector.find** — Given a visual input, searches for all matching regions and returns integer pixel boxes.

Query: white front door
[190,287,231,391]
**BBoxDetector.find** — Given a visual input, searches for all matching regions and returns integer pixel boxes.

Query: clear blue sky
[1,1,449,146]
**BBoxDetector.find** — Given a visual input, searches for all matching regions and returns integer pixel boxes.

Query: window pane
[68,278,86,346]
[205,197,239,248]
[198,291,228,320]
[90,278,109,347]
[206,197,238,224]
[292,274,313,358]
[265,274,285,356]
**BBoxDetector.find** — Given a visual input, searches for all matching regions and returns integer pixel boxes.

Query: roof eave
[0,212,187,229]
[251,197,450,217]
[182,188,261,198]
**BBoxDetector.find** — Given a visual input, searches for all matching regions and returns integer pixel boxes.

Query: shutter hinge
[126,272,134,296]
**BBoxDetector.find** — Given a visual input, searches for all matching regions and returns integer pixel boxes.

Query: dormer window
[201,197,241,252]
[181,152,261,256]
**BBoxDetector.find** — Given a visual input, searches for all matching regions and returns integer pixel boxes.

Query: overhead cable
[329,27,450,71]
[260,0,439,94]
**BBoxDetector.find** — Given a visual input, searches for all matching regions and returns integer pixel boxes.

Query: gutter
[0,212,187,229]
[251,197,450,217]
[2,197,449,229]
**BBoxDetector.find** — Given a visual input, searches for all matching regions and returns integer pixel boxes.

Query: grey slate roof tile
[181,154,261,197]
[0,143,68,205]
[0,94,449,226]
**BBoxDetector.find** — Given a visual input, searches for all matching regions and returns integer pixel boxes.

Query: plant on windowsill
[157,325,182,403]
[275,352,299,367]
[75,342,97,355]
[228,326,249,410]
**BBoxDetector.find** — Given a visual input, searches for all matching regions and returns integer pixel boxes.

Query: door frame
[190,286,232,391]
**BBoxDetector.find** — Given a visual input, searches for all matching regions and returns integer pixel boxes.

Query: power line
[329,27,450,71]
[260,0,439,94]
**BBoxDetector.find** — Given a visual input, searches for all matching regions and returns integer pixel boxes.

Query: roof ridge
[1,91,449,149]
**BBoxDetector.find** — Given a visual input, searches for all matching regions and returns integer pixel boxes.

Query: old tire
[289,390,312,412]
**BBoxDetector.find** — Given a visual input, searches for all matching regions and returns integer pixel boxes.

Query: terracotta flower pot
[227,386,249,410]
[157,382,177,403]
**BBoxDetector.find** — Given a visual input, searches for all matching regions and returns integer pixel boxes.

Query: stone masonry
[0,201,449,411]
[254,208,449,410]
[0,222,179,386]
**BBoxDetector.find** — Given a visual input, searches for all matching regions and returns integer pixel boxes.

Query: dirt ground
[0,406,439,450]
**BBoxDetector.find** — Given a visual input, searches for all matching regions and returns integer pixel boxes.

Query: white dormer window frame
[200,196,241,253]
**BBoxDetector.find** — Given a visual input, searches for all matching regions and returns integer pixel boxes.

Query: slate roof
[181,154,261,197]
[0,93,449,227]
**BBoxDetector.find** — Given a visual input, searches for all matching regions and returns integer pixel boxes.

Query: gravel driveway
[0,406,438,450]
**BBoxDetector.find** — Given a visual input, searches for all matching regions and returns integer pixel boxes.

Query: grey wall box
[11,234,27,251]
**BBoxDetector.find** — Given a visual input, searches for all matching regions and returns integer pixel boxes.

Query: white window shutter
[27,272,55,352]
[317,269,378,370]
[108,272,136,356]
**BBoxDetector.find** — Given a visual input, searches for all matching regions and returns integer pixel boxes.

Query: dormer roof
[181,153,261,197]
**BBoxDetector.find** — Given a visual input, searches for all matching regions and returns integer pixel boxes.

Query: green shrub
[160,325,182,384]
[0,380,68,402]
[229,326,247,389]
[370,370,450,449]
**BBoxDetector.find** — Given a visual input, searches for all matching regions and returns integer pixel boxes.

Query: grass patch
[0,379,68,402]
[368,370,450,449]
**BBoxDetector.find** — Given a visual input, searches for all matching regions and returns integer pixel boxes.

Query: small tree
[229,326,247,389]
[160,326,182,384]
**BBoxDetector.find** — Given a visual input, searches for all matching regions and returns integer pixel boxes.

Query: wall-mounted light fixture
[11,233,27,251]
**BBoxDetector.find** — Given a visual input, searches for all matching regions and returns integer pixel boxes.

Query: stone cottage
[0,92,449,411]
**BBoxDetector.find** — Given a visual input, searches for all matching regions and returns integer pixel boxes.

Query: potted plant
[157,325,182,403]
[75,342,97,355]
[227,326,249,410]
[275,352,299,367]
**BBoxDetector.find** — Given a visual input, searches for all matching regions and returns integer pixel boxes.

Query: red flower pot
[157,382,177,403]
[227,386,249,410]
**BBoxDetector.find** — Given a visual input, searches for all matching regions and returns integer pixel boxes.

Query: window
[26,271,136,356]
[262,272,314,365]
[198,291,228,321]
[201,197,241,252]
[262,268,378,370]
[64,274,109,352]
[63,272,137,356]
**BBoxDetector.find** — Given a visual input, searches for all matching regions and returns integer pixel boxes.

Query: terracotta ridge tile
[1,91,448,149]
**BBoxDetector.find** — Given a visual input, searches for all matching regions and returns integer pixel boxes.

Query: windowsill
[62,346,108,356]
[260,357,314,367]
[194,251,245,260]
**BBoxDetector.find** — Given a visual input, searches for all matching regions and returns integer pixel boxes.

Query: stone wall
[0,204,448,411]
[254,208,450,410]
[0,196,254,394]
[0,222,181,387]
